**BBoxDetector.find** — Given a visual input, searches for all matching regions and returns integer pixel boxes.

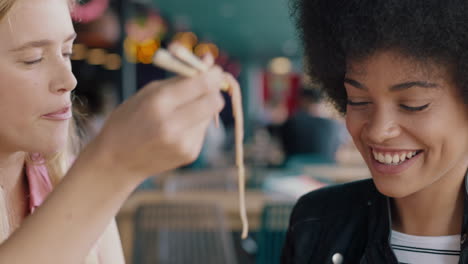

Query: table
[116,190,294,264]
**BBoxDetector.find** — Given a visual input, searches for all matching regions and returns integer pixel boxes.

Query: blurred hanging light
[104,53,122,70]
[72,44,88,61]
[87,48,107,65]
[268,57,292,75]
[124,38,160,64]
[194,42,219,59]
[172,32,198,51]
[137,39,160,64]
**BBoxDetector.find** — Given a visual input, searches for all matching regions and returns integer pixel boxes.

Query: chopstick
[153,45,229,91]
[168,43,210,72]
[154,44,227,127]
[152,49,199,77]
[152,45,249,239]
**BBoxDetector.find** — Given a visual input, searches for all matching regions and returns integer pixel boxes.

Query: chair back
[133,202,238,264]
[256,203,294,264]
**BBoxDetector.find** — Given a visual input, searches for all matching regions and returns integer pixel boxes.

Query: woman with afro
[282,1,468,263]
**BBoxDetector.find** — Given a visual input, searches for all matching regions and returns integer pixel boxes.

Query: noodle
[224,73,248,239]
[153,46,249,239]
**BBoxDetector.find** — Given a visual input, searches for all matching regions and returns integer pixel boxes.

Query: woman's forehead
[0,0,73,49]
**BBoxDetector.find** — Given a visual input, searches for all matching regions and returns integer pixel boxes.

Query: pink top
[25,155,53,214]
[25,155,102,263]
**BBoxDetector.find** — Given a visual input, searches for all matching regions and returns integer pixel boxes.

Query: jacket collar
[365,169,468,262]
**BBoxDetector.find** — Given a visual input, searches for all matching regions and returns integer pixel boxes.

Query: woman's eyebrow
[344,78,439,91]
[9,32,77,52]
[390,81,439,91]
[344,78,367,90]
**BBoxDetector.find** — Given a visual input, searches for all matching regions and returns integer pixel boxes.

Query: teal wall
[150,0,303,138]
[152,0,301,61]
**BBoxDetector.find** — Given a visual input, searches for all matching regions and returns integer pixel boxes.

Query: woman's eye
[23,58,43,65]
[347,100,371,106]
[63,52,73,59]
[400,103,430,112]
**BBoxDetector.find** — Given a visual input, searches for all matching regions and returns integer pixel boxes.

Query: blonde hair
[0,0,14,228]
[0,1,101,263]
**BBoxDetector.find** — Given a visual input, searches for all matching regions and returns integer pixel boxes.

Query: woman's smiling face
[345,51,468,198]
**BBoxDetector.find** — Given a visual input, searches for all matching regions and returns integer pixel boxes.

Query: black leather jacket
[281,173,468,264]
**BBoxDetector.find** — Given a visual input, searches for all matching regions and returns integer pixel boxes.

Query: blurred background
[71,0,368,263]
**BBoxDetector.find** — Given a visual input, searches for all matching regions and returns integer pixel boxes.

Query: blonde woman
[0,0,227,263]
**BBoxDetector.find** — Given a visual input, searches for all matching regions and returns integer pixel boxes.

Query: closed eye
[63,52,73,59]
[24,58,43,65]
[347,100,371,106]
[400,103,430,112]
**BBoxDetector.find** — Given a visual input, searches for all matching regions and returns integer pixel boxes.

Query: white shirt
[391,230,460,264]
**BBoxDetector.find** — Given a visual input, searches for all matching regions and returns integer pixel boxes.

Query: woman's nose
[365,108,401,144]
[49,60,77,94]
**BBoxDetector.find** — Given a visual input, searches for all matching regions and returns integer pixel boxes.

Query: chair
[163,168,239,193]
[256,203,294,264]
[132,202,238,264]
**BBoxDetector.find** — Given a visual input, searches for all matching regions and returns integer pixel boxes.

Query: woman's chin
[372,177,417,199]
[26,138,68,156]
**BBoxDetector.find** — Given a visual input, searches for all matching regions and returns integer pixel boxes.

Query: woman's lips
[42,106,72,120]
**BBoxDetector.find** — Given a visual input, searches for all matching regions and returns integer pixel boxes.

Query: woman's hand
[88,66,226,185]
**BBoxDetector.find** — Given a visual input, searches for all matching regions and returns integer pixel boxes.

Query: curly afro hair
[292,0,468,114]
